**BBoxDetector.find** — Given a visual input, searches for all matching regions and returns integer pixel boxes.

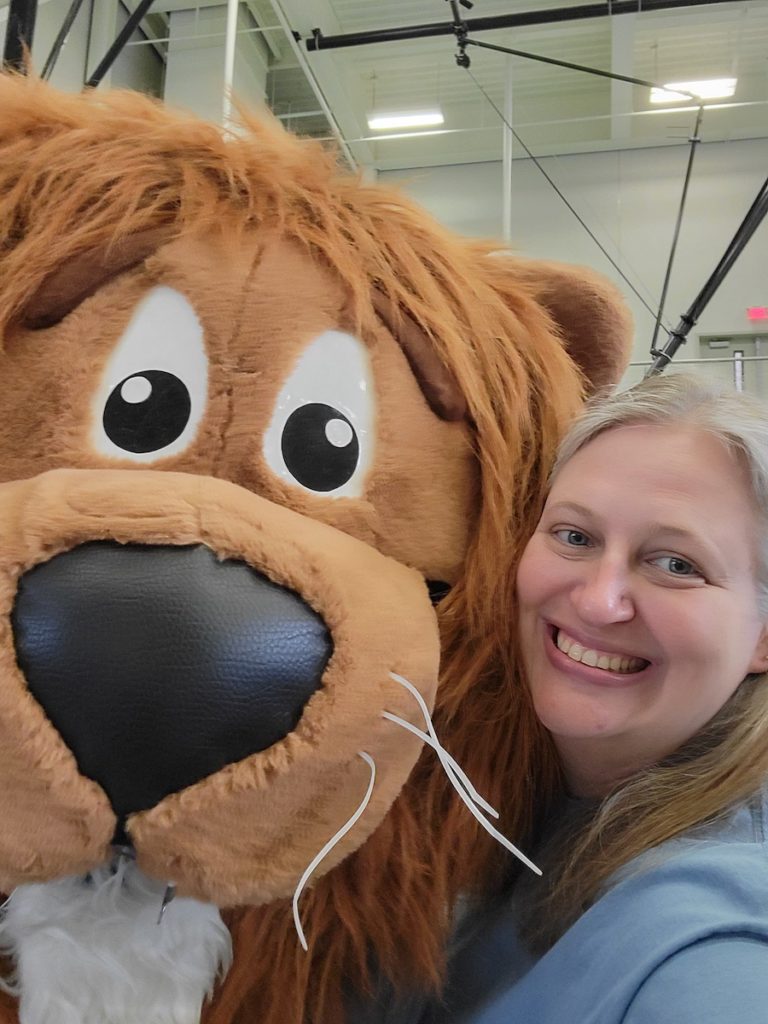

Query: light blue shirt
[455,790,768,1024]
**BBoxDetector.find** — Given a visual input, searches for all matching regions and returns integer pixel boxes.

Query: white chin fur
[0,858,232,1024]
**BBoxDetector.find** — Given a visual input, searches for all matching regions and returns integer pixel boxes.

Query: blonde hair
[526,372,768,950]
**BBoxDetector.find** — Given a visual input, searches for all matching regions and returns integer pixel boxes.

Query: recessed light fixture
[650,78,737,103]
[367,110,445,131]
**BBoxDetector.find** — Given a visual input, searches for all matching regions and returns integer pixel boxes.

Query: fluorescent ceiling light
[367,111,444,131]
[359,128,458,142]
[650,78,737,103]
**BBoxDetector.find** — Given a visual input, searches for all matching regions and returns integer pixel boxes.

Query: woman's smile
[545,624,650,684]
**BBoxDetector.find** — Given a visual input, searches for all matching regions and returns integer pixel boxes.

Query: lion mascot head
[0,75,631,1024]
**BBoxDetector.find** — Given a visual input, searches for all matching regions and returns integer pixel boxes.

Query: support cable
[466,68,663,324]
[464,38,695,99]
[457,29,705,335]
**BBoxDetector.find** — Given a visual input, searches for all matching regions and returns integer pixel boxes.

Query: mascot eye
[281,403,359,492]
[103,370,192,454]
[263,330,375,498]
[91,287,208,463]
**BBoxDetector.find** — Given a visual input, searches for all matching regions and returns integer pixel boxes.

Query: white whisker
[381,712,498,819]
[386,672,542,877]
[292,751,376,952]
[387,673,499,816]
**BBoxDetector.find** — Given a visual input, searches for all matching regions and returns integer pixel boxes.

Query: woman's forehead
[551,422,758,534]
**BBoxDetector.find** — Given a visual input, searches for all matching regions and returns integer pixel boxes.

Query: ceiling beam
[306,0,735,51]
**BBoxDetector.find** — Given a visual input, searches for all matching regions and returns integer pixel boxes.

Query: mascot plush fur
[0,75,631,1024]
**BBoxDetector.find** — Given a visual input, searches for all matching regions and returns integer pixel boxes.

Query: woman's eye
[652,555,703,578]
[553,528,591,548]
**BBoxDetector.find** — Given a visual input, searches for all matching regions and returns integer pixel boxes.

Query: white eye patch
[91,287,209,463]
[262,330,375,498]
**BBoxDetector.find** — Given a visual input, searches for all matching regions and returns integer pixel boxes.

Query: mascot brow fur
[0,75,631,1024]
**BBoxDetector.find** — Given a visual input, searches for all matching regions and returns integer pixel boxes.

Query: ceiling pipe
[306,0,730,51]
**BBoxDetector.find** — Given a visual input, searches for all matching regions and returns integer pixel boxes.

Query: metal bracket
[446,0,473,68]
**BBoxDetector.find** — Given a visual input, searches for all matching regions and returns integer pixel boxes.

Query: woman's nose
[572,559,635,625]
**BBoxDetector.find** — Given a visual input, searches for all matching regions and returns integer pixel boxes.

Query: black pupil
[103,370,191,454]
[281,403,359,492]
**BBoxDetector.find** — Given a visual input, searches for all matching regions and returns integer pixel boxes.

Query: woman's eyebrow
[544,501,595,519]
[644,524,700,542]
[643,523,725,564]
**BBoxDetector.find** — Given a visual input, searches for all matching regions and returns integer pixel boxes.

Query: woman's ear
[747,623,768,674]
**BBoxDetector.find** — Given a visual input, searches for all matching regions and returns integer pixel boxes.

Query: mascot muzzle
[0,468,440,907]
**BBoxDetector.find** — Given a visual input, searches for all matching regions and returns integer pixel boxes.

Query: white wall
[381,138,768,367]
[164,6,268,124]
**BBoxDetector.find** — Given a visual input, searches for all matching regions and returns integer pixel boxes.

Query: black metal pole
[649,105,704,353]
[306,0,730,52]
[3,0,37,71]
[85,0,156,88]
[465,38,695,98]
[42,0,88,81]
[647,177,768,376]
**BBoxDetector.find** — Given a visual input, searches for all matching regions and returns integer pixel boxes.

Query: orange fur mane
[0,75,586,1024]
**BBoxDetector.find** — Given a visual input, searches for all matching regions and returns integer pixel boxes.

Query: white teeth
[555,629,645,674]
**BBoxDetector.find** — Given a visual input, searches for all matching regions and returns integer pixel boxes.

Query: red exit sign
[747,306,768,320]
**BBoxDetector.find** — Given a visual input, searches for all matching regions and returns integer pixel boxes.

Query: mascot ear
[494,257,634,393]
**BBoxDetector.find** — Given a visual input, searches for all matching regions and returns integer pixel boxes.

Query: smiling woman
[417,373,768,1024]
[518,419,768,799]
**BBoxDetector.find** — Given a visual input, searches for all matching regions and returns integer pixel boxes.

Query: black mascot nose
[11,542,332,823]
